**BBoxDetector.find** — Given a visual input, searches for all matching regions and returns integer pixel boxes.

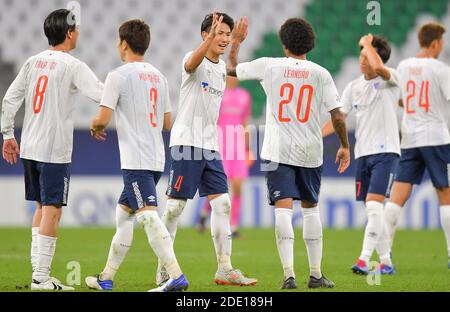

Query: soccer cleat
[280,277,297,289]
[214,269,257,286]
[31,278,75,291]
[351,259,369,275]
[380,264,396,275]
[156,265,170,286]
[308,275,335,289]
[148,274,189,292]
[85,275,113,291]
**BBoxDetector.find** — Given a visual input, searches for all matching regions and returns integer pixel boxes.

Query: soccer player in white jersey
[1,9,103,290]
[157,12,257,287]
[86,20,188,292]
[228,18,350,289]
[384,23,450,269]
[322,34,400,275]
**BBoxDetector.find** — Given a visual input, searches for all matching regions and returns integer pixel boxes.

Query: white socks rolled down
[210,194,233,272]
[32,234,57,283]
[302,207,323,279]
[274,208,295,279]
[31,227,39,272]
[360,201,384,263]
[101,205,134,281]
[137,210,182,279]
[440,205,450,258]
[162,199,187,242]
[384,202,402,248]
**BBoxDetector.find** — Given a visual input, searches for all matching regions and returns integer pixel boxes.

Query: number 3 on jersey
[278,83,313,123]
[33,75,48,114]
[149,88,158,127]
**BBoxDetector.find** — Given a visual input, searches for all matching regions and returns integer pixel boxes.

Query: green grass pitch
[0,228,448,292]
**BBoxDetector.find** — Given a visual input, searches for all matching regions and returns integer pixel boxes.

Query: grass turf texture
[0,228,448,292]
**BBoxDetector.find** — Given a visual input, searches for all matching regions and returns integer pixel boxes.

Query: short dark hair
[119,19,151,55]
[418,22,446,48]
[279,18,316,56]
[44,9,77,46]
[371,35,391,64]
[201,13,234,33]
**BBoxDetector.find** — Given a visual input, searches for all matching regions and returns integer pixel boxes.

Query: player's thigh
[295,166,322,208]
[265,163,299,208]
[167,147,204,199]
[421,145,450,190]
[355,156,371,202]
[38,162,71,207]
[121,170,160,212]
[200,159,229,198]
[367,153,399,200]
[22,159,41,203]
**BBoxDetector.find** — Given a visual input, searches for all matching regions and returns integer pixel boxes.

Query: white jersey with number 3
[397,57,450,148]
[237,57,342,167]
[101,62,171,172]
[1,50,103,163]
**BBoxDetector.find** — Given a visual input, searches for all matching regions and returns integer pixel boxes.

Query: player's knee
[210,194,231,216]
[436,187,450,205]
[165,198,187,219]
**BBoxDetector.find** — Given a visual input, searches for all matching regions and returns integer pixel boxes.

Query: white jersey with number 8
[237,57,342,168]
[1,50,104,163]
[397,57,450,149]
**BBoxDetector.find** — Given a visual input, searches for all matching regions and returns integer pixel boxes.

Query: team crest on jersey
[201,82,209,91]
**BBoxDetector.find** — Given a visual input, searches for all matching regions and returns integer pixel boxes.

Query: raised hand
[232,16,248,44]
[359,33,374,48]
[207,11,224,39]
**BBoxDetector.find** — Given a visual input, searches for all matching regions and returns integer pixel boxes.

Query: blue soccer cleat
[380,264,396,275]
[85,275,113,291]
[351,259,369,275]
[148,274,189,292]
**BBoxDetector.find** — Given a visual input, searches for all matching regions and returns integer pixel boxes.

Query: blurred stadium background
[0,0,449,230]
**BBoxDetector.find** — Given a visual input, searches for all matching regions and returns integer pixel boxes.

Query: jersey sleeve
[72,61,104,102]
[182,51,204,76]
[385,68,400,87]
[100,71,123,110]
[340,82,353,115]
[163,77,172,114]
[236,57,268,81]
[437,65,450,101]
[321,69,342,112]
[1,59,30,140]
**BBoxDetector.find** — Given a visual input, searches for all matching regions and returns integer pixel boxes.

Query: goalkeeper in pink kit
[198,76,253,238]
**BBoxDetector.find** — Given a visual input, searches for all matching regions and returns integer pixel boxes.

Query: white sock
[440,205,450,258]
[137,210,182,279]
[384,202,402,248]
[31,227,39,272]
[275,208,295,279]
[210,194,233,272]
[375,222,393,266]
[360,201,384,263]
[101,205,134,281]
[162,199,187,242]
[302,207,323,279]
[32,234,57,283]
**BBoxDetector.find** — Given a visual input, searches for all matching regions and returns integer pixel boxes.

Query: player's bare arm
[91,106,114,141]
[184,12,223,73]
[227,17,248,77]
[322,113,347,138]
[330,108,350,173]
[163,112,172,131]
[360,34,391,81]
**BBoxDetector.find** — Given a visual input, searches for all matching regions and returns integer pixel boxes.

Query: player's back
[7,50,102,163]
[108,62,171,172]
[397,57,450,148]
[257,57,340,167]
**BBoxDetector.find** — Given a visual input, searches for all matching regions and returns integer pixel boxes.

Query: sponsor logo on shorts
[148,195,156,203]
[273,190,281,198]
[132,181,144,208]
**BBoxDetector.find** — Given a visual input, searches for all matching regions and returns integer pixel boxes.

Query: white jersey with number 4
[1,50,103,163]
[397,57,450,149]
[101,62,171,172]
[341,68,401,159]
[169,51,227,152]
[237,57,342,168]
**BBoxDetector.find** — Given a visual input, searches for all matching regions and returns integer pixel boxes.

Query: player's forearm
[363,43,390,80]
[227,41,241,77]
[185,37,214,73]
[331,109,349,148]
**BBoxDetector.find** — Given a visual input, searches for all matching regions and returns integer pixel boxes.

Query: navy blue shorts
[22,159,71,207]
[166,146,229,199]
[396,145,450,188]
[265,162,322,206]
[118,170,162,211]
[355,153,399,202]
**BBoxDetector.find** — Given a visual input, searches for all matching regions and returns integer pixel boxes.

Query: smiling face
[202,22,232,56]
